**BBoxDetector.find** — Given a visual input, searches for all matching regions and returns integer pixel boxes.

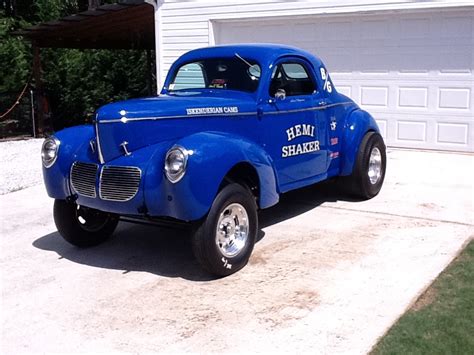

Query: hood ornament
[89,139,96,153]
[120,141,131,156]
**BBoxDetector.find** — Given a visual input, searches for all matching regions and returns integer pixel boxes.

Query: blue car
[41,44,386,276]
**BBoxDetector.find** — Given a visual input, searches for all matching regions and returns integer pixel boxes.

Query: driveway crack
[319,205,474,227]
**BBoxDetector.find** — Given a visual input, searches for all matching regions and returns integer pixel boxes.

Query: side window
[171,63,205,90]
[282,63,309,79]
[269,62,316,97]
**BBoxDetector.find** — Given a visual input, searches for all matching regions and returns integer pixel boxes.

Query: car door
[259,58,328,191]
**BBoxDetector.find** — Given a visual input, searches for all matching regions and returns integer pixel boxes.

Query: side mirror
[275,88,286,101]
[247,64,261,80]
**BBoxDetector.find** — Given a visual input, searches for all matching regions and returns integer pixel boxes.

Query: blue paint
[43,44,383,221]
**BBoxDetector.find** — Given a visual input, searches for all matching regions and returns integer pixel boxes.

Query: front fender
[145,132,279,221]
[42,125,96,199]
[340,109,380,176]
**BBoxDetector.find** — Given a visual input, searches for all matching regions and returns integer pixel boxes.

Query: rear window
[171,63,206,90]
[169,57,261,93]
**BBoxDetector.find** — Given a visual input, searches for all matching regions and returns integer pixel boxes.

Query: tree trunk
[32,45,44,137]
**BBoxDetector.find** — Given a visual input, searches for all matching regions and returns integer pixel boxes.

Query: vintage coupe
[42,44,386,276]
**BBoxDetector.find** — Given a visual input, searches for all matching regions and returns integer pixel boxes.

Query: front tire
[53,199,119,247]
[192,183,258,276]
[346,132,386,199]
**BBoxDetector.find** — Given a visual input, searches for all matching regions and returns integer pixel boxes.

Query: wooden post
[32,44,45,137]
[146,49,153,95]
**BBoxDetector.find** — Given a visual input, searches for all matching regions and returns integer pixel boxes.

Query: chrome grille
[99,166,141,201]
[70,162,98,198]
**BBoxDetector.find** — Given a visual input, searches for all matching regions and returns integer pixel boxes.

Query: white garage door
[215,9,474,152]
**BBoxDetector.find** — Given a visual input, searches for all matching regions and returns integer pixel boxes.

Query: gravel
[0,138,44,195]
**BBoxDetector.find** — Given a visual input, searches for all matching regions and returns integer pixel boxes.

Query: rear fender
[340,110,380,176]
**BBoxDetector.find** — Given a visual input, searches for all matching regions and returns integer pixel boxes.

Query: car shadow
[33,180,360,281]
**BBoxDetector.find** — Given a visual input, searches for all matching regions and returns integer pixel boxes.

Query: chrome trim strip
[100,111,257,124]
[264,101,353,115]
[98,165,105,200]
[97,102,352,124]
[99,165,142,202]
[95,120,105,164]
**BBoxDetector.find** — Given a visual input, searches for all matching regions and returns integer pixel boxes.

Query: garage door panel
[438,88,471,110]
[358,49,393,73]
[437,123,469,145]
[316,52,354,73]
[216,10,474,152]
[360,86,389,107]
[398,87,428,108]
[318,21,353,41]
[397,121,427,143]
[400,17,431,39]
[360,19,390,40]
[399,49,438,73]
[441,16,472,38]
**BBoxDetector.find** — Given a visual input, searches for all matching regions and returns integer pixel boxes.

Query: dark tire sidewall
[356,132,386,199]
[54,199,118,248]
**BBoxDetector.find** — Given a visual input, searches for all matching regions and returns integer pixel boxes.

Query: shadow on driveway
[33,181,359,281]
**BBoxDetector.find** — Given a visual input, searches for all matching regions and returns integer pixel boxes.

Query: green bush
[1,1,154,132]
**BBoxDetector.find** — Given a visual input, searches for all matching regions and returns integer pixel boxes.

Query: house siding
[155,0,472,87]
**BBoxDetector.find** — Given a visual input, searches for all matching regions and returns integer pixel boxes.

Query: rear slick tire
[346,132,386,199]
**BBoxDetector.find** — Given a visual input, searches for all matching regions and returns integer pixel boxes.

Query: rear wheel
[344,132,386,199]
[53,199,119,247]
[192,183,258,276]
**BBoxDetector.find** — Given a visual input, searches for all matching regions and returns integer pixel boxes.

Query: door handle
[318,100,327,106]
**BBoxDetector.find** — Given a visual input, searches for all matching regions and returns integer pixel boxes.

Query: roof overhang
[16,0,156,50]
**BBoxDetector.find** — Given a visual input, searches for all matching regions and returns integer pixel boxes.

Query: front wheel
[53,199,119,247]
[192,183,258,276]
[345,132,387,199]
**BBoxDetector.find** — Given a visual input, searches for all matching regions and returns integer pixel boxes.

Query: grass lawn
[372,240,474,355]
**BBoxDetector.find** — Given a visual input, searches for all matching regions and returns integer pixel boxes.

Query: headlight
[41,137,60,168]
[164,146,188,183]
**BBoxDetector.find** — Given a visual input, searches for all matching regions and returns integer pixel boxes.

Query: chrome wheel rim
[216,203,249,258]
[368,147,382,185]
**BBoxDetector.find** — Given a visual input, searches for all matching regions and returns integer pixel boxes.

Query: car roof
[173,43,324,68]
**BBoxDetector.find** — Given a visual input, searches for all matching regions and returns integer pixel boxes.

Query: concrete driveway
[1,149,473,354]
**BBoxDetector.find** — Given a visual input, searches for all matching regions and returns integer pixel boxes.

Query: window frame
[268,58,319,98]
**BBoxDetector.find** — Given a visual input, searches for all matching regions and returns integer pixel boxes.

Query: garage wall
[216,10,474,152]
[157,0,472,75]
[157,0,474,152]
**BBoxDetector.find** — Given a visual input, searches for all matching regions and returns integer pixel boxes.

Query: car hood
[95,91,256,162]
[96,91,255,122]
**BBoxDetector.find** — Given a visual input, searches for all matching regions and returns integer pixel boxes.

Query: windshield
[169,57,261,93]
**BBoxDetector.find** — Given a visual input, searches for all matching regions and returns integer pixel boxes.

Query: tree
[0,0,153,135]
